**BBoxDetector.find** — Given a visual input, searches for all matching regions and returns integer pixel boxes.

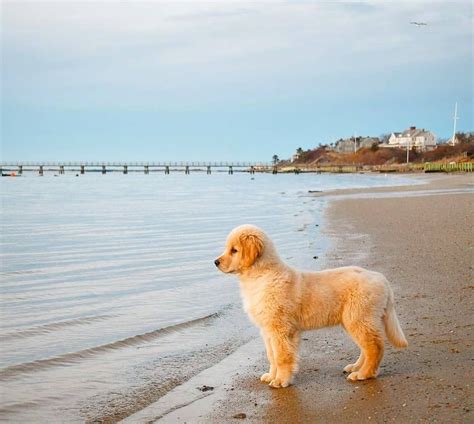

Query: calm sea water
[0,172,417,422]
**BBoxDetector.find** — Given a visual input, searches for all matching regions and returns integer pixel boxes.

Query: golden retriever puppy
[215,224,408,388]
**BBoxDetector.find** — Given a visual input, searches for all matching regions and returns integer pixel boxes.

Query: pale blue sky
[1,0,472,162]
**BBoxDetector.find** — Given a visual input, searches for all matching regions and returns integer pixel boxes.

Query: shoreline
[309,173,470,197]
[123,174,473,423]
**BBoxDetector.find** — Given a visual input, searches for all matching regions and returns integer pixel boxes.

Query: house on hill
[334,136,380,153]
[387,126,436,151]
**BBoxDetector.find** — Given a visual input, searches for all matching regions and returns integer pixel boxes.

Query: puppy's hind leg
[260,331,277,383]
[345,323,384,381]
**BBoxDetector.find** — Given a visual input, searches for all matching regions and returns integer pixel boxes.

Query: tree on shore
[272,155,280,165]
[456,132,474,144]
[379,133,391,144]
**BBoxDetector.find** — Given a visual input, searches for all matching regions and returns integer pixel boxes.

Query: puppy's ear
[240,234,264,268]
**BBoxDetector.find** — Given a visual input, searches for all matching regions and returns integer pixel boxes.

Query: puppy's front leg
[260,331,277,383]
[268,331,299,388]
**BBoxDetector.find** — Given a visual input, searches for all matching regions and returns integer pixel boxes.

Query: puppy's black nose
[214,259,220,267]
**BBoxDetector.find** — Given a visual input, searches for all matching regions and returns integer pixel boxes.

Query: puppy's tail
[383,291,408,348]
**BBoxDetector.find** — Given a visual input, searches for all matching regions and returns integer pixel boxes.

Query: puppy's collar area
[239,258,286,279]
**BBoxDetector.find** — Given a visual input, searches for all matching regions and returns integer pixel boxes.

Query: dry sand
[126,174,473,423]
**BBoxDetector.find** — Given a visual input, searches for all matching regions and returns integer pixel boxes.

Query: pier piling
[102,165,106,175]
[165,166,170,174]
[207,166,211,175]
[228,166,233,175]
[39,166,44,176]
[123,165,128,175]
[80,165,85,175]
[144,165,149,174]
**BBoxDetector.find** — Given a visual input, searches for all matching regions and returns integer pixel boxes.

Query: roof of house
[360,137,379,143]
[393,127,433,138]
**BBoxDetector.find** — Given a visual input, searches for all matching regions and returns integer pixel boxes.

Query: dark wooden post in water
[207,166,211,175]
[102,165,106,175]
[144,165,149,174]
[59,165,65,175]
[39,165,44,176]
[80,165,85,175]
[185,165,190,175]
[228,166,233,175]
[123,165,128,175]
[272,166,278,174]
[18,165,23,175]
[250,166,255,174]
[165,166,170,175]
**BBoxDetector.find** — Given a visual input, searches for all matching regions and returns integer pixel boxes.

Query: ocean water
[0,172,418,422]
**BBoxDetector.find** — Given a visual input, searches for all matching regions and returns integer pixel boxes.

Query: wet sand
[126,174,473,423]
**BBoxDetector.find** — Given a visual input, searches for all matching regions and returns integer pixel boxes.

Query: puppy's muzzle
[214,259,221,267]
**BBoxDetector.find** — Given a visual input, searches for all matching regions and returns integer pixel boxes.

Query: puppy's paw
[347,371,376,381]
[343,363,357,373]
[269,377,290,388]
[260,373,274,383]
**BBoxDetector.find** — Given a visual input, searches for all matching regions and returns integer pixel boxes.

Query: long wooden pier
[0,161,276,175]
[2,161,471,176]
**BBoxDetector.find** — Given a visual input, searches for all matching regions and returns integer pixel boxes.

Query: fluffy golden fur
[215,224,408,388]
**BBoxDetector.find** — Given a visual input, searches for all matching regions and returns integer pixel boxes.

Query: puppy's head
[215,225,265,274]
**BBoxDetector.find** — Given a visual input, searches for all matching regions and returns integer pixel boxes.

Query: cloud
[2,1,472,110]
[166,7,259,21]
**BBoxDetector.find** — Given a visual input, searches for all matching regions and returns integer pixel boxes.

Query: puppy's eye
[231,248,238,254]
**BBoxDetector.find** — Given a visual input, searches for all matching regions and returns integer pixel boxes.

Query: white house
[387,126,437,151]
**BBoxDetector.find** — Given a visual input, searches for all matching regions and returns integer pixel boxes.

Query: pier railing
[0,161,271,167]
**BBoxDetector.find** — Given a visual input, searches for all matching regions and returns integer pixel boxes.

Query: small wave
[0,312,221,381]
[0,270,40,275]
[0,315,116,342]
[0,400,42,416]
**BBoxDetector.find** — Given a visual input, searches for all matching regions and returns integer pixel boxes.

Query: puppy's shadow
[260,385,304,423]
[259,372,390,422]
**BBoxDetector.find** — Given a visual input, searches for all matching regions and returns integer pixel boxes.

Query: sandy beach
[124,174,473,423]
